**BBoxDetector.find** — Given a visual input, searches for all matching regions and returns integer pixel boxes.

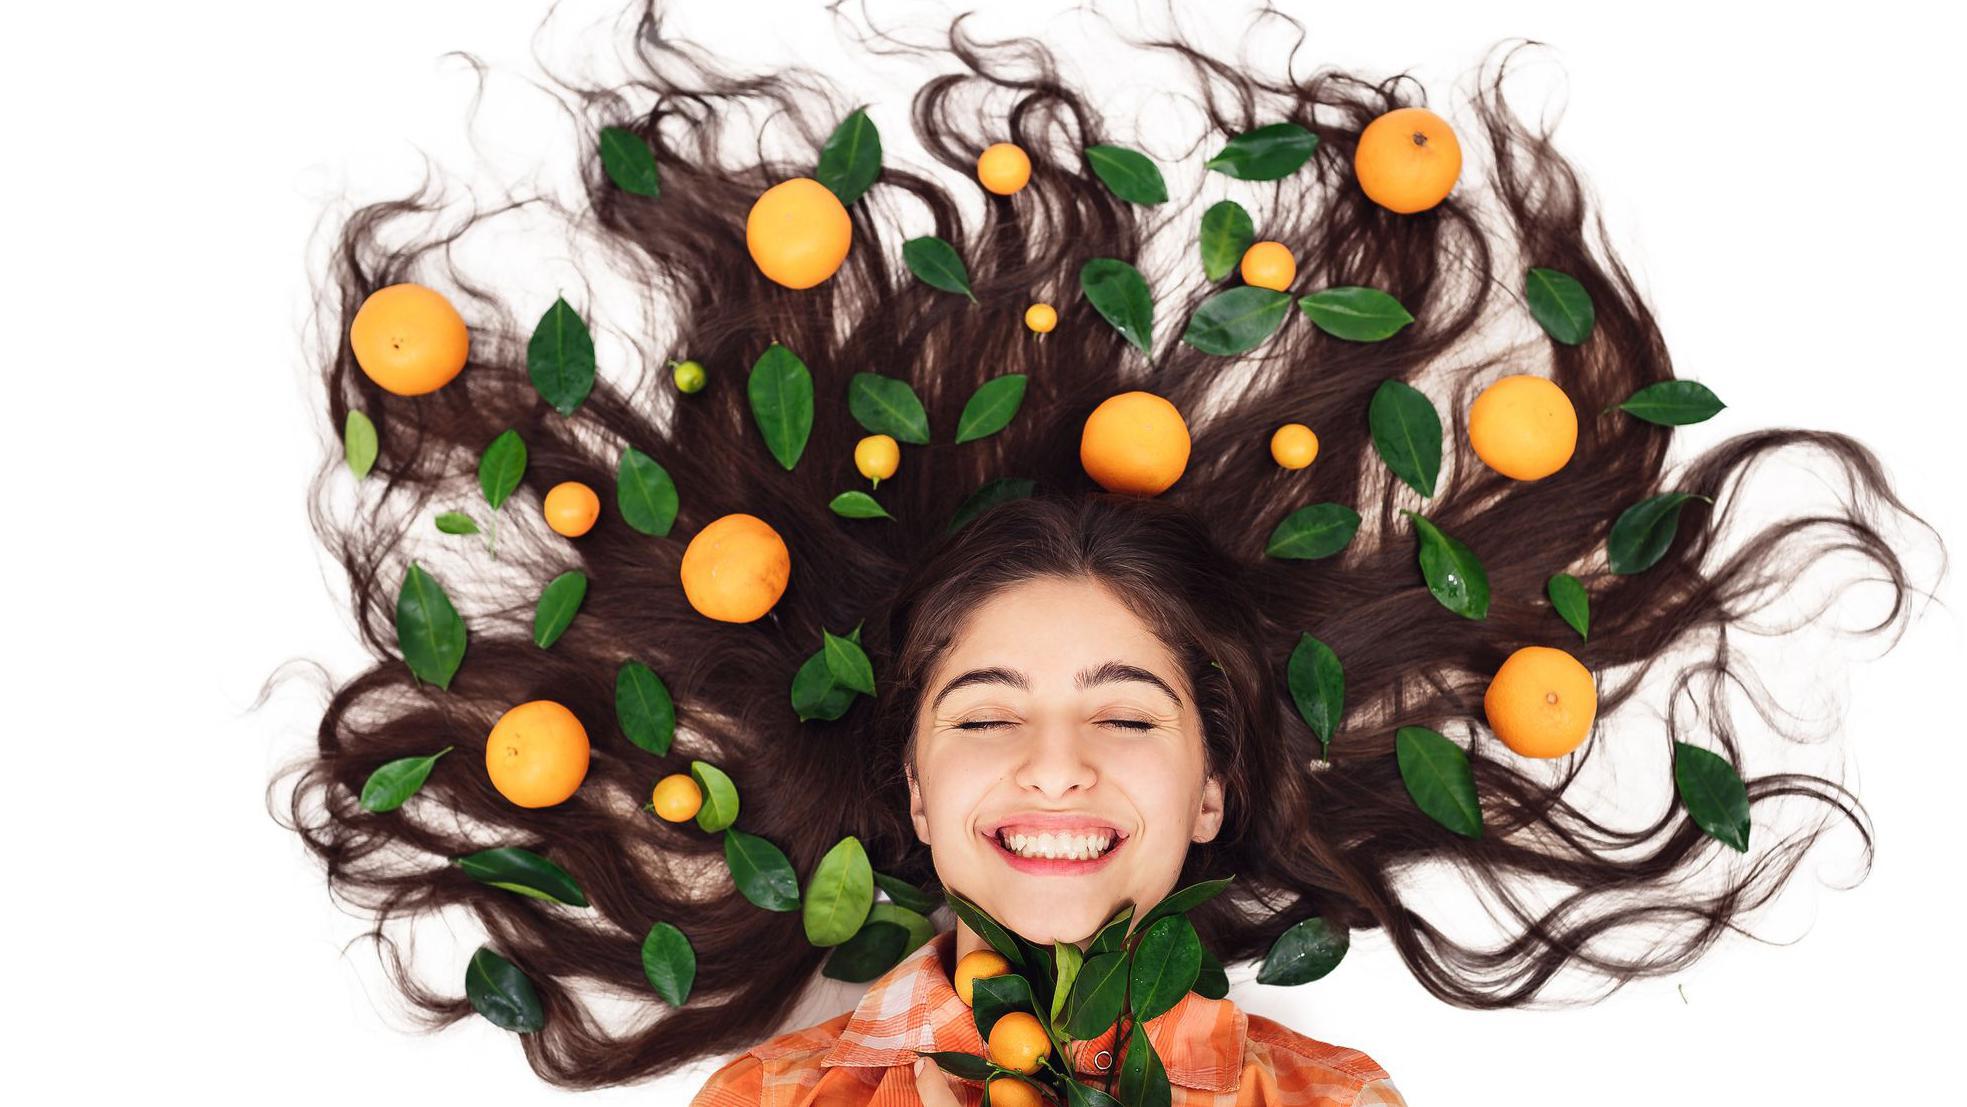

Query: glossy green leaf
[1199,200,1254,282]
[792,651,858,722]
[902,235,976,302]
[816,107,881,206]
[1525,266,1595,346]
[1116,1015,1173,1107]
[1050,940,1084,1032]
[803,835,874,947]
[640,921,696,1006]
[1287,633,1344,757]
[1613,380,1726,426]
[829,490,891,519]
[1547,573,1590,640]
[616,446,679,536]
[1264,503,1361,560]
[1194,944,1229,1000]
[1608,492,1713,574]
[947,477,1035,535]
[945,888,1026,970]
[1673,740,1751,853]
[599,125,661,197]
[970,971,1036,1041]
[1062,1081,1126,1107]
[1205,121,1318,181]
[868,902,934,953]
[465,947,543,1033]
[689,760,740,833]
[1369,379,1442,497]
[1298,286,1415,342]
[344,410,377,481]
[532,569,587,648]
[434,511,479,535]
[1128,914,1202,1021]
[358,746,452,813]
[1404,510,1490,620]
[1255,915,1349,985]
[954,374,1027,443]
[528,296,596,416]
[1085,143,1168,204]
[872,871,939,916]
[925,1051,996,1081]
[1182,286,1293,355]
[395,561,465,689]
[847,372,930,444]
[478,429,526,510]
[1079,257,1154,354]
[1064,950,1127,1039]
[1134,876,1233,936]
[723,827,801,912]
[748,343,815,471]
[822,920,911,983]
[1395,725,1482,838]
[456,847,588,907]
[615,659,675,756]
[1087,903,1133,957]
[822,628,876,695]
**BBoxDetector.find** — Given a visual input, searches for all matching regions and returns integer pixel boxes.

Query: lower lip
[984,830,1127,875]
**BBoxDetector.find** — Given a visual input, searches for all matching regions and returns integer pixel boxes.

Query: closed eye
[955,720,1156,731]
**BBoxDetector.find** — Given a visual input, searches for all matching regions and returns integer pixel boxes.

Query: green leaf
[947,477,1035,535]
[640,921,696,1006]
[1395,725,1482,838]
[434,511,480,535]
[478,429,526,510]
[954,374,1027,443]
[822,920,911,982]
[723,827,801,911]
[1085,144,1168,204]
[599,125,661,197]
[1404,510,1490,620]
[1063,950,1127,1039]
[1369,379,1442,497]
[1255,915,1349,986]
[1194,944,1229,1000]
[1128,914,1202,1021]
[527,296,597,416]
[1087,904,1133,957]
[816,107,881,206]
[868,902,935,953]
[1182,286,1293,355]
[872,871,939,916]
[847,372,931,445]
[465,947,544,1033]
[1287,633,1344,757]
[358,746,452,813]
[1062,1081,1127,1107]
[791,645,859,722]
[1116,1015,1173,1107]
[1673,741,1751,853]
[615,659,675,756]
[822,629,876,695]
[1050,940,1084,1033]
[1525,266,1595,346]
[1079,258,1154,354]
[616,446,679,537]
[456,847,589,907]
[1264,503,1361,560]
[1547,573,1590,640]
[1607,491,1712,574]
[1198,200,1255,282]
[902,235,977,302]
[970,970,1036,1041]
[924,1051,996,1081]
[803,836,874,947]
[1134,876,1234,936]
[944,888,1026,970]
[1613,380,1726,426]
[1205,121,1318,181]
[344,410,378,480]
[748,343,815,471]
[1297,286,1415,342]
[829,490,891,519]
[689,760,740,833]
[532,569,588,648]
[395,561,466,689]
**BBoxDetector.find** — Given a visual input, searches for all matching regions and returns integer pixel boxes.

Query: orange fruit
[543,481,600,537]
[977,142,1032,195]
[984,1076,1045,1107]
[485,700,590,808]
[1484,645,1597,759]
[854,434,898,484]
[1239,241,1297,291]
[679,512,791,623]
[1080,391,1191,496]
[1270,423,1319,469]
[1468,374,1578,480]
[1354,106,1462,214]
[986,1011,1051,1075]
[745,177,852,289]
[1024,302,1058,334]
[952,948,1013,1006]
[349,283,469,396]
[650,773,703,822]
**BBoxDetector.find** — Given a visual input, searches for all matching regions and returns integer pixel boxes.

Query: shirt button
[1093,1050,1113,1071]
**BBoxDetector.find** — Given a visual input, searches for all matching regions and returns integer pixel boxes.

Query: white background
[4,0,1962,1103]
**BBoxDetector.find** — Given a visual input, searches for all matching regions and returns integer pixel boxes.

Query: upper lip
[985,812,1128,838]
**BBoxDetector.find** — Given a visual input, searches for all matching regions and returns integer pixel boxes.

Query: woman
[273,0,1937,1103]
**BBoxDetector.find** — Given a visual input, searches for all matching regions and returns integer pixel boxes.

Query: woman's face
[906,575,1225,948]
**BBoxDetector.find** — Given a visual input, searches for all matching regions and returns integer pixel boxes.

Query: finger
[912,1056,966,1107]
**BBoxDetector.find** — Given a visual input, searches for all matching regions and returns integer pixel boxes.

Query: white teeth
[1001,830,1114,860]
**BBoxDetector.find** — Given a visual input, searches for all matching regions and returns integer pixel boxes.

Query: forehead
[934,577,1176,680]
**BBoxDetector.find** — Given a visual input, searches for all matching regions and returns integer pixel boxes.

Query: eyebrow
[929,659,1185,713]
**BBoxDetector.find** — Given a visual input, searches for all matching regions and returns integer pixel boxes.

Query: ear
[907,756,932,845]
[1191,770,1226,844]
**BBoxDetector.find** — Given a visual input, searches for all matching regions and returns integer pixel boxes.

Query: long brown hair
[270,0,1943,1089]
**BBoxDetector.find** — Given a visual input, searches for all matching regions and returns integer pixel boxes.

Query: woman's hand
[912,1056,967,1107]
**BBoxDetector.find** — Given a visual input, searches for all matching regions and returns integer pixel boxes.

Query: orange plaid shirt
[690,927,1405,1107]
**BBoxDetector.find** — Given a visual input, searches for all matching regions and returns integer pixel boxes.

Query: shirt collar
[819,927,1245,1093]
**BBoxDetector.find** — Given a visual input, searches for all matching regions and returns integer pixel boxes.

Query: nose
[1010,716,1098,796]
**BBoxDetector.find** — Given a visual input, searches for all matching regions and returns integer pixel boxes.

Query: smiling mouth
[985,827,1126,866]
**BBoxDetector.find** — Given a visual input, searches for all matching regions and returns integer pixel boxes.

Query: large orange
[1468,374,1578,480]
[1484,646,1597,759]
[745,177,852,289]
[679,512,791,622]
[986,1011,1051,1075]
[952,948,1012,1006]
[1354,106,1462,214]
[1080,391,1191,496]
[485,699,590,807]
[349,283,469,396]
